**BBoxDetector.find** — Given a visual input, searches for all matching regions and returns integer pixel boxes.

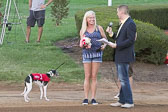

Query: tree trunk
[0,12,2,25]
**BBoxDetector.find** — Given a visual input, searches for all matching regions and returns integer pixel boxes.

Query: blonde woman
[79,10,107,105]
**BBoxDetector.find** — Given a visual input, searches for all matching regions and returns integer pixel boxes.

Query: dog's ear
[54,70,59,77]
[52,70,56,75]
[52,70,59,77]
[48,69,57,77]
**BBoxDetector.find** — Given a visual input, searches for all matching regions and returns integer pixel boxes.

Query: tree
[0,2,2,25]
[51,0,69,26]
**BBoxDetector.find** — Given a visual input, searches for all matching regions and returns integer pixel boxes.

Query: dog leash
[109,61,119,90]
[55,62,65,70]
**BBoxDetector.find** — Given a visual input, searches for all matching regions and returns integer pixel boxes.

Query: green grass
[0,0,168,83]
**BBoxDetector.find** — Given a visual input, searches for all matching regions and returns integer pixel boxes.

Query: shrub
[75,5,168,64]
[51,0,69,26]
[130,7,168,29]
[134,20,168,64]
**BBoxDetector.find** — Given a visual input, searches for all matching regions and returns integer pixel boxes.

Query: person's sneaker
[121,103,134,108]
[114,93,119,99]
[91,99,98,105]
[82,99,88,105]
[110,102,123,107]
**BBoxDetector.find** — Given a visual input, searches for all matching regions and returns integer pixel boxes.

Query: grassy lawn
[0,0,168,83]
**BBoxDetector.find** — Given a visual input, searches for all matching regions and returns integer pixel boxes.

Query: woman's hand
[85,45,91,49]
[79,39,83,48]
[79,39,91,49]
[101,44,107,51]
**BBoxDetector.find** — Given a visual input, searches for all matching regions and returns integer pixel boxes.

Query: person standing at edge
[79,10,107,105]
[26,0,53,43]
[104,5,136,108]
[113,32,137,99]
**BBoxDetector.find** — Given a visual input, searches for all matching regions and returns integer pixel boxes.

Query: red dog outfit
[32,73,50,82]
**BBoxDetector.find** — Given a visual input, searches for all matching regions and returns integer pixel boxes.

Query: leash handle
[55,62,65,70]
[109,61,119,90]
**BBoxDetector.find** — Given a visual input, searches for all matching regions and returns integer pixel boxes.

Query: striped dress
[82,28,103,59]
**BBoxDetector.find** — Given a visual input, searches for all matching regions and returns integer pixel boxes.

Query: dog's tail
[21,74,31,96]
[21,87,27,96]
[21,80,27,96]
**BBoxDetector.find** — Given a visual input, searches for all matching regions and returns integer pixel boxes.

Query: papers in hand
[97,38,109,44]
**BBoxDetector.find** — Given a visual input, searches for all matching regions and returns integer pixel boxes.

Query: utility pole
[108,0,112,6]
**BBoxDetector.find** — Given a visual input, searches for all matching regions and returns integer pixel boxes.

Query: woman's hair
[80,10,97,37]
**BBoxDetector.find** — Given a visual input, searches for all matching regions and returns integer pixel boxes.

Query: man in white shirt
[26,0,53,43]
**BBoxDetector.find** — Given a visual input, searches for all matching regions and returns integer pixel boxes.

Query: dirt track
[1,105,168,112]
[0,82,168,112]
[0,37,168,112]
